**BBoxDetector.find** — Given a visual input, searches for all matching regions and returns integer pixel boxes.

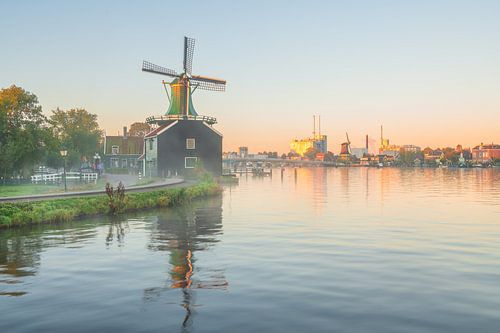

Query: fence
[31,172,98,183]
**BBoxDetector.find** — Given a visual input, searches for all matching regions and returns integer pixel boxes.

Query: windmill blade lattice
[142,61,179,78]
[183,37,195,75]
[190,77,226,92]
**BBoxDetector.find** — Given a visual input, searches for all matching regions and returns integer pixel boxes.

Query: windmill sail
[190,75,226,92]
[142,61,179,78]
[183,37,195,75]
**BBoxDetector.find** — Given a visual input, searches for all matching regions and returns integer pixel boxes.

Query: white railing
[146,114,217,125]
[31,172,98,183]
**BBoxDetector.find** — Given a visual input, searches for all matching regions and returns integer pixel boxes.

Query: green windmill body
[164,76,198,117]
[142,37,226,125]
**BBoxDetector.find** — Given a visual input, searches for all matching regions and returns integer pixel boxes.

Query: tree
[49,108,102,168]
[129,122,151,137]
[0,85,55,178]
[324,151,335,162]
[399,151,417,167]
[304,147,319,160]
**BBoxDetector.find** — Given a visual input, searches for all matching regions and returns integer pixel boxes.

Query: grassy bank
[0,181,221,228]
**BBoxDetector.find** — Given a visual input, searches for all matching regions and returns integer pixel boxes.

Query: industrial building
[290,116,328,156]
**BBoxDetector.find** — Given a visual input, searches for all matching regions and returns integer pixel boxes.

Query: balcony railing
[146,114,217,125]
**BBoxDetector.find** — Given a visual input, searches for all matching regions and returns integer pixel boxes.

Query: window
[111,158,119,168]
[111,145,119,155]
[185,157,197,168]
[186,138,195,150]
[122,159,127,168]
[149,139,154,150]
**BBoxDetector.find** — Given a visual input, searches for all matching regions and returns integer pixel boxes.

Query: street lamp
[93,153,101,175]
[60,150,67,192]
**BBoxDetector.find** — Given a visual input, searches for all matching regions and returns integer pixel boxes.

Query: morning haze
[1,1,499,153]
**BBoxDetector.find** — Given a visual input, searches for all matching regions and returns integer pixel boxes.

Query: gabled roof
[144,121,178,139]
[104,135,144,155]
[202,122,223,137]
[144,120,222,138]
[472,144,500,150]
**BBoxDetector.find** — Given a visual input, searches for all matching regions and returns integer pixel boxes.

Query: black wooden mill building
[141,37,226,177]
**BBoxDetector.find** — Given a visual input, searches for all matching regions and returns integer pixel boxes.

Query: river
[1,167,499,332]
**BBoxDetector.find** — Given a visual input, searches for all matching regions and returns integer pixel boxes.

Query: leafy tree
[324,151,335,162]
[304,147,319,160]
[0,85,55,178]
[50,108,102,168]
[399,151,417,166]
[129,122,151,137]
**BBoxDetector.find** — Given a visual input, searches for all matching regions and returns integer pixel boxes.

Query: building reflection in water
[144,195,227,332]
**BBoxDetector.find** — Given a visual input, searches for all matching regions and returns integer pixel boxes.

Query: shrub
[105,182,126,215]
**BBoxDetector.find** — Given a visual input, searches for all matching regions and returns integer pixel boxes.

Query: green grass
[0,184,59,197]
[0,178,138,198]
[0,181,222,228]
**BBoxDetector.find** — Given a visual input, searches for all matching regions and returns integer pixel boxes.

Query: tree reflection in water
[0,221,99,297]
[143,195,227,332]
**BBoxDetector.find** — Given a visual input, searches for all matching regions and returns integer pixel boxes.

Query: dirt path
[0,178,189,203]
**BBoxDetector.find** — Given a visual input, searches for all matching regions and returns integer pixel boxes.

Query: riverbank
[0,181,221,228]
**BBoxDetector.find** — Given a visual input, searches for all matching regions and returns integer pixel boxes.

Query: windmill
[340,132,352,157]
[142,36,226,125]
[345,132,352,155]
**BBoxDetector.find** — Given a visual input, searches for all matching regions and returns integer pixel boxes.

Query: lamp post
[93,153,101,175]
[60,150,67,192]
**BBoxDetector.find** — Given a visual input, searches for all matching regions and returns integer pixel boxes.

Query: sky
[1,0,499,153]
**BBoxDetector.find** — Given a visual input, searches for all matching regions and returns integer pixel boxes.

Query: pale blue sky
[1,0,499,152]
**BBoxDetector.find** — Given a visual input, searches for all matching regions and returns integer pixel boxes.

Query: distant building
[400,145,421,154]
[103,126,143,173]
[290,115,328,157]
[239,147,248,158]
[379,125,400,157]
[351,148,368,159]
[472,143,500,163]
[290,135,328,156]
[424,150,443,163]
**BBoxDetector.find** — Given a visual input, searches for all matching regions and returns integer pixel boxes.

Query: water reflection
[105,220,129,248]
[144,195,226,332]
[0,222,100,297]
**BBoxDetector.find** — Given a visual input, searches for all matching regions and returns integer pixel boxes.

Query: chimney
[319,115,321,137]
[123,126,128,138]
[313,115,316,139]
[366,134,369,150]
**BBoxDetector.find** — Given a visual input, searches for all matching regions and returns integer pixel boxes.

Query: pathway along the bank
[0,178,187,203]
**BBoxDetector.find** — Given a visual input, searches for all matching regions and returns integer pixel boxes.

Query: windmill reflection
[143,195,227,332]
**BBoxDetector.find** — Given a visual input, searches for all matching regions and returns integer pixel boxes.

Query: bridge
[222,157,339,168]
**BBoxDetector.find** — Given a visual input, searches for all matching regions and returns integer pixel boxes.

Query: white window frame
[111,145,119,155]
[186,138,196,150]
[185,157,198,169]
[111,157,119,168]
